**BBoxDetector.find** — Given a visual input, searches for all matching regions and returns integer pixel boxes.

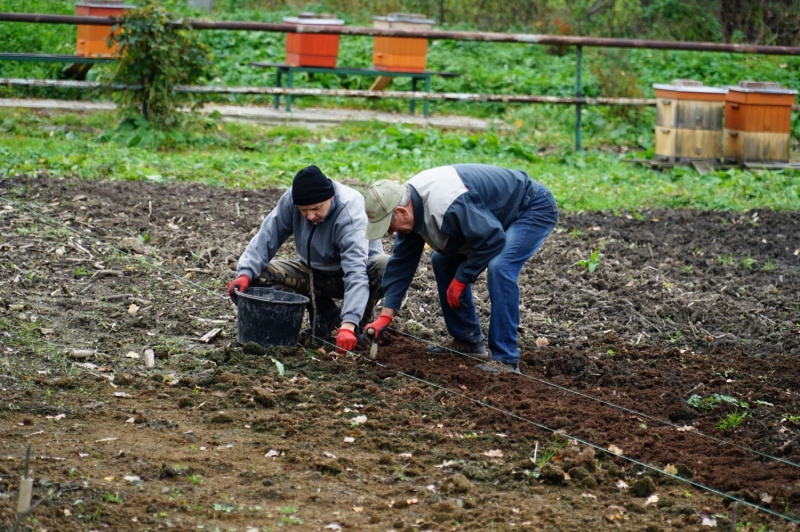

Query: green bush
[107,1,214,130]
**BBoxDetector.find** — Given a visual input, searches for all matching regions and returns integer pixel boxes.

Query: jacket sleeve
[335,204,373,326]
[440,195,506,284]
[236,192,294,280]
[381,232,425,311]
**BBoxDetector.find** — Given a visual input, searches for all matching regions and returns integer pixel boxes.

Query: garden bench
[0,53,115,79]
[249,62,460,117]
[0,53,114,64]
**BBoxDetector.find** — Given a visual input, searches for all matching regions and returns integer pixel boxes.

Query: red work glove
[335,328,358,354]
[363,314,393,342]
[227,274,250,302]
[446,278,467,309]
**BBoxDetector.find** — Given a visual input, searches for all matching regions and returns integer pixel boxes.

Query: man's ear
[396,205,410,220]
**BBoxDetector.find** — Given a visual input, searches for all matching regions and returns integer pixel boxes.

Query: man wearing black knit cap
[228,165,389,353]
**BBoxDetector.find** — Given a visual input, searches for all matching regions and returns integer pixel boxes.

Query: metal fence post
[575,44,583,151]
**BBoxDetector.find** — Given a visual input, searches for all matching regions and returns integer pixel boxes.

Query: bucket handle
[233,287,273,304]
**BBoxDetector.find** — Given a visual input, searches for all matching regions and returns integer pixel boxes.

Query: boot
[301,298,341,343]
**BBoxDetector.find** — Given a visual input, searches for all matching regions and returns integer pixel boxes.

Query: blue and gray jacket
[382,164,541,310]
[237,181,384,325]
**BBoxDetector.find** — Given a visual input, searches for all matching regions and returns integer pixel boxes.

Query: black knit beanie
[291,165,335,206]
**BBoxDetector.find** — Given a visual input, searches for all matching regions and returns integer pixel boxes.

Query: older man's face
[387,205,414,235]
[297,198,333,224]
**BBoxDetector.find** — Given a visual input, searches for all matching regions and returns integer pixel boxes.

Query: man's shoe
[355,325,373,347]
[426,339,490,361]
[476,359,521,374]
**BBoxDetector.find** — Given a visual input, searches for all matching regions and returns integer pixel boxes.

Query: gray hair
[399,184,411,207]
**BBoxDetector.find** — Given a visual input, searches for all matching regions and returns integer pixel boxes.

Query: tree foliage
[276,0,800,45]
[719,0,800,45]
[107,1,213,129]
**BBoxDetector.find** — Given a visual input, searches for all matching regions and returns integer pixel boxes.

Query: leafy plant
[270,357,285,377]
[106,1,213,130]
[716,409,747,430]
[687,393,748,412]
[536,435,567,468]
[715,253,736,266]
[103,491,123,504]
[279,506,302,525]
[576,249,601,273]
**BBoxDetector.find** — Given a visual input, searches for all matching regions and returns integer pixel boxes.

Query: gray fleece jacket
[236,181,384,325]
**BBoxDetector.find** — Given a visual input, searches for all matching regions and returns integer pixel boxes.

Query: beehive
[283,13,344,68]
[723,81,797,163]
[372,13,434,73]
[75,1,134,58]
[653,80,727,162]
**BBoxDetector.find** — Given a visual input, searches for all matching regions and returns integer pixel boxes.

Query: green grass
[2,106,800,211]
[1,1,799,212]
[716,409,748,430]
[2,0,800,128]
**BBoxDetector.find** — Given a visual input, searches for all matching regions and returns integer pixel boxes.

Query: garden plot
[0,175,798,531]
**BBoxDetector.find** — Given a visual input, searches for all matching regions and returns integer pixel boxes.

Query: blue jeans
[431,186,558,364]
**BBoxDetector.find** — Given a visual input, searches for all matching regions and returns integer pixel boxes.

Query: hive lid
[373,13,435,24]
[653,80,727,94]
[726,80,797,94]
[283,13,345,25]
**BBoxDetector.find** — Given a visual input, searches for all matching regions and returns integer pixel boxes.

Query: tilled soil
[0,174,798,531]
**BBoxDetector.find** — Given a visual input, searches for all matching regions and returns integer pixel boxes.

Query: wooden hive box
[653,80,727,162]
[75,1,135,58]
[723,81,798,163]
[283,13,344,68]
[372,13,434,73]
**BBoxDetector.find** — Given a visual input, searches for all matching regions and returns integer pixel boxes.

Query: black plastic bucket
[235,287,309,347]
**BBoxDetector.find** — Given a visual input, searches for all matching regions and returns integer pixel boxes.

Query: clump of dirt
[0,174,798,531]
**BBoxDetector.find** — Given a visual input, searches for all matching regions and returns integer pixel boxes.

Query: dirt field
[1,174,799,531]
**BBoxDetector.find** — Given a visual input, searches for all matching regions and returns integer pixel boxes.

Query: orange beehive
[283,13,344,68]
[652,80,727,162]
[372,13,434,73]
[723,81,798,163]
[75,1,134,58]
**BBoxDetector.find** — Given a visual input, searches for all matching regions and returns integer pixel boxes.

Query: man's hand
[227,274,250,302]
[363,314,393,342]
[446,279,467,309]
[335,328,358,354]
